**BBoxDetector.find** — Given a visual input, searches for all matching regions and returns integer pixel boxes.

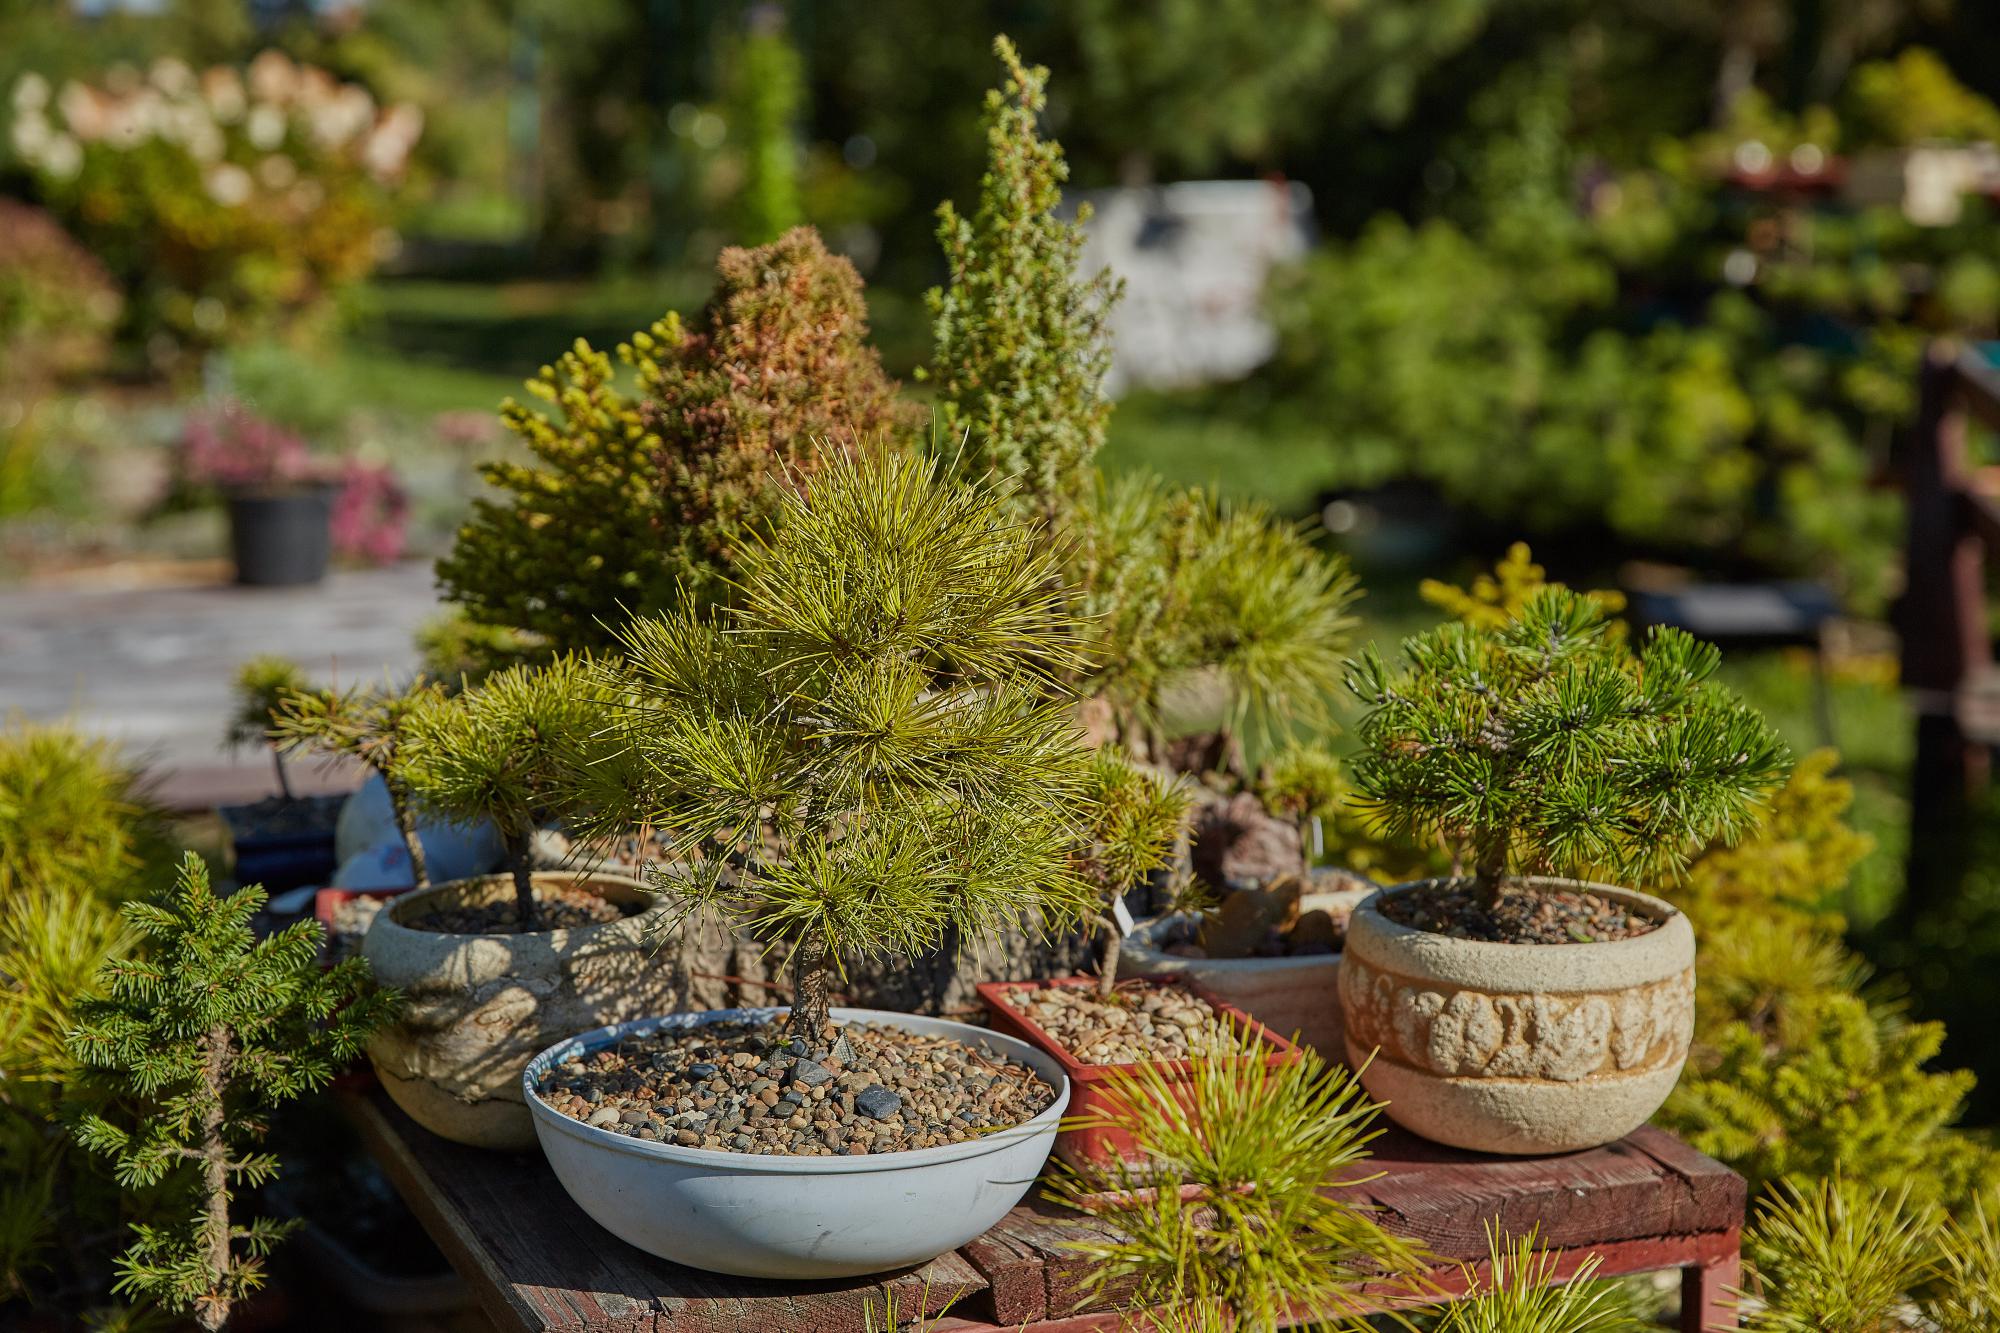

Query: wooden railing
[1896,341,2000,917]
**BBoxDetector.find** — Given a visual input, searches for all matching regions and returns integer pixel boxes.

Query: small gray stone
[854,1085,901,1121]
[686,1062,719,1080]
[789,1059,833,1088]
[586,1106,620,1128]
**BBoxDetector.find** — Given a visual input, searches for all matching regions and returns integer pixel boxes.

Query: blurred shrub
[8,52,421,366]
[0,200,121,391]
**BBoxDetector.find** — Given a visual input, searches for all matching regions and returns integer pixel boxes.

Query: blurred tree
[723,4,805,245]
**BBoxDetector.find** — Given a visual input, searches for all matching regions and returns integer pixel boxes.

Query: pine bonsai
[590,448,1178,1040]
[1343,584,1790,909]
[65,853,395,1331]
[1259,743,1345,868]
[224,656,310,802]
[924,35,1118,530]
[436,227,920,657]
[273,677,445,887]
[399,656,604,932]
[1075,752,1193,999]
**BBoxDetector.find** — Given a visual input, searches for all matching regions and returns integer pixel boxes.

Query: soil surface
[536,1019,1055,1156]
[406,884,633,935]
[1379,882,1663,944]
[1001,982,1232,1065]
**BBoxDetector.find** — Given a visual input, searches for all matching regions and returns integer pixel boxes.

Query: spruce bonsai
[224,656,310,802]
[437,227,920,657]
[1343,584,1790,920]
[65,853,395,1331]
[273,677,444,887]
[591,447,1178,1041]
[398,656,604,932]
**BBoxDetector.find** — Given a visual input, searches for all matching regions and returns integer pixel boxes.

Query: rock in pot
[362,871,676,1150]
[1339,878,1695,1155]
[522,1007,1068,1278]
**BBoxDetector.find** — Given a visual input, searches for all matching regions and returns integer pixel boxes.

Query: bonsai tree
[65,853,395,1332]
[1258,742,1345,869]
[224,656,310,801]
[1076,752,1193,999]
[591,447,1178,1041]
[272,677,445,887]
[399,656,603,932]
[437,227,921,657]
[1343,584,1791,908]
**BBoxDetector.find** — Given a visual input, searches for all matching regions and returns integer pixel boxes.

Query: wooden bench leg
[1682,1246,1742,1331]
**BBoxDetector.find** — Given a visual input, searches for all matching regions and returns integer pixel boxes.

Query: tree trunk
[389,785,428,888]
[195,1024,234,1332]
[1713,37,1757,129]
[1473,843,1508,910]
[1097,915,1124,1001]
[785,930,832,1043]
[270,749,293,804]
[503,831,540,932]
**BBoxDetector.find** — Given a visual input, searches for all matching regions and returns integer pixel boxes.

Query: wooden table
[341,1086,1744,1333]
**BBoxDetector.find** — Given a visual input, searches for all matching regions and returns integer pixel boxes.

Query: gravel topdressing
[1379,882,1663,944]
[1000,982,1234,1065]
[405,885,632,935]
[535,1019,1056,1157]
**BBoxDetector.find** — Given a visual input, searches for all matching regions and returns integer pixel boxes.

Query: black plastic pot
[226,485,333,586]
[219,793,347,892]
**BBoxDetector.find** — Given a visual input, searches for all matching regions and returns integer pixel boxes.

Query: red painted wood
[340,1084,1744,1333]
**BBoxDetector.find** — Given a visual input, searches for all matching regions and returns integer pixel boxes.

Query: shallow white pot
[1340,879,1695,1155]
[1117,881,1376,1056]
[523,1007,1068,1279]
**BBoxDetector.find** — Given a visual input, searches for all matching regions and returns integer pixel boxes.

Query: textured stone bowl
[362,872,677,1150]
[1339,878,1695,1155]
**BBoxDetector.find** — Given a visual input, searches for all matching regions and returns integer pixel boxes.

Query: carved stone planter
[362,872,677,1150]
[1339,878,1694,1155]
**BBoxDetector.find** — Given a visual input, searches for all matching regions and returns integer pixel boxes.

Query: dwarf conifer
[1345,585,1790,903]
[65,854,394,1331]
[274,677,444,887]
[224,657,309,802]
[591,448,1177,1039]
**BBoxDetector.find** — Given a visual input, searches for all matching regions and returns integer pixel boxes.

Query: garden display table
[339,1084,1744,1332]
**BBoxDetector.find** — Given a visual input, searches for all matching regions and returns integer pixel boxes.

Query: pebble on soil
[1000,982,1252,1066]
[1380,881,1664,944]
[535,1019,1057,1157]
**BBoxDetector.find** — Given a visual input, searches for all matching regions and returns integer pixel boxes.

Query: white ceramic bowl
[523,1006,1068,1279]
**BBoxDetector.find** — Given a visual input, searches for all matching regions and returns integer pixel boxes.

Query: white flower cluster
[8,51,422,205]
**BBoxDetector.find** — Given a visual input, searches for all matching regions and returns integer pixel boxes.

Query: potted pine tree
[358,656,676,1150]
[1338,585,1790,1154]
[519,448,1179,1278]
[217,655,345,890]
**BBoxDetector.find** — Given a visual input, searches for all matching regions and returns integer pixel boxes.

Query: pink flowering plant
[329,458,411,565]
[8,53,423,360]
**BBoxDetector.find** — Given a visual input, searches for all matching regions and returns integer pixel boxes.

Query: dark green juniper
[273,676,445,887]
[1344,585,1790,907]
[399,656,604,932]
[65,853,395,1332]
[590,447,1178,1040]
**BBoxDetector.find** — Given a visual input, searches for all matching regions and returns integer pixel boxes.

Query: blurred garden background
[5,1,2000,1316]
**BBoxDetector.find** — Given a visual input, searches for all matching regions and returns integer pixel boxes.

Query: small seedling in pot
[1258,742,1344,869]
[1343,585,1789,930]
[273,675,444,887]
[1076,751,1193,1000]
[399,656,605,932]
[65,853,396,1332]
[590,447,1178,1044]
[225,655,310,802]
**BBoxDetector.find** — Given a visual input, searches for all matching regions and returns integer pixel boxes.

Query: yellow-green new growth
[224,655,311,801]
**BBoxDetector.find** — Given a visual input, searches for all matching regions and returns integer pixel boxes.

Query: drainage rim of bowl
[522,1006,1070,1174]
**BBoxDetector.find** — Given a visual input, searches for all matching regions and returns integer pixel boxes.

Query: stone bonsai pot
[362,871,675,1150]
[1340,878,1694,1154]
[1339,584,1789,1155]
[524,1007,1067,1278]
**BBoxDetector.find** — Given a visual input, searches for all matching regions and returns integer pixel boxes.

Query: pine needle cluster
[65,854,396,1331]
[1051,1043,1428,1330]
[436,228,918,657]
[223,656,310,801]
[272,676,444,887]
[589,448,1178,1039]
[924,35,1119,530]
[1434,1226,1648,1333]
[1739,1176,2000,1333]
[1344,585,1790,899]
[398,656,606,930]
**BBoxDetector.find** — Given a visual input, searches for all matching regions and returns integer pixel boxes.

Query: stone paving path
[0,561,440,806]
